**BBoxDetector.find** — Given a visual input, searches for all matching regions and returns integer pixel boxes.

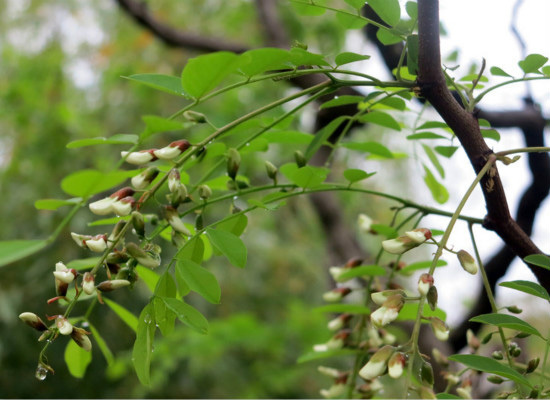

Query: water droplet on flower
[35,364,48,381]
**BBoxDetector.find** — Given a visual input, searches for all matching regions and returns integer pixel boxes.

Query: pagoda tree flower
[126,242,161,269]
[388,352,407,379]
[96,279,131,292]
[121,149,157,165]
[359,345,394,380]
[358,213,374,234]
[327,313,352,331]
[370,294,404,328]
[165,206,191,236]
[320,384,347,399]
[431,317,450,341]
[70,327,92,351]
[457,250,478,275]
[53,262,76,284]
[82,272,96,295]
[417,273,434,296]
[382,228,432,255]
[71,233,108,253]
[322,287,352,303]
[371,289,404,306]
[89,187,135,216]
[131,166,159,189]
[19,312,48,331]
[55,316,73,335]
[153,139,191,160]
[329,257,362,282]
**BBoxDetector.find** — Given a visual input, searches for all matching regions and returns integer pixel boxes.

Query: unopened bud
[456,386,472,399]
[265,160,278,181]
[53,262,77,284]
[131,166,159,189]
[432,348,448,367]
[19,312,48,331]
[168,169,181,192]
[508,342,521,357]
[405,228,432,243]
[443,373,459,385]
[431,317,449,341]
[198,184,212,200]
[467,329,480,350]
[226,148,241,180]
[427,285,438,311]
[371,290,403,306]
[506,305,522,314]
[106,250,129,264]
[388,352,406,379]
[358,213,373,233]
[327,313,352,331]
[294,150,306,167]
[487,375,504,384]
[56,316,73,335]
[126,242,160,269]
[382,236,418,255]
[457,250,478,275]
[165,206,191,235]
[153,139,191,160]
[131,211,145,237]
[317,366,342,378]
[319,384,347,399]
[526,357,540,373]
[70,327,92,351]
[82,272,96,295]
[418,273,434,296]
[121,149,157,165]
[492,350,504,360]
[322,287,352,303]
[96,279,131,292]
[358,345,394,380]
[109,220,127,241]
[183,110,207,123]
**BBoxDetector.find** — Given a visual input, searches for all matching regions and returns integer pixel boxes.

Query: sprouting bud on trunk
[322,287,352,303]
[56,316,73,335]
[457,250,478,275]
[265,161,278,182]
[417,273,434,296]
[70,327,92,351]
[358,345,394,380]
[153,139,191,160]
[165,206,191,235]
[198,184,212,200]
[183,110,207,123]
[131,166,159,189]
[131,211,145,237]
[431,317,449,341]
[121,149,157,165]
[19,312,48,331]
[96,279,131,292]
[294,150,306,168]
[427,285,438,311]
[226,148,241,180]
[388,352,406,379]
[82,272,96,295]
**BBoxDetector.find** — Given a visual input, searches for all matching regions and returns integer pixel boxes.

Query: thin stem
[496,146,550,157]
[473,76,550,105]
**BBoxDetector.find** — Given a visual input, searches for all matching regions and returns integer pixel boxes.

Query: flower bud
[106,250,129,264]
[431,317,449,341]
[506,305,522,314]
[328,267,346,282]
[53,262,76,284]
[89,197,116,215]
[382,236,417,254]
[183,110,207,123]
[371,294,403,328]
[71,327,92,351]
[121,149,157,165]
[405,228,432,243]
[70,232,91,248]
[109,220,127,241]
[265,161,278,181]
[388,352,406,379]
[126,242,161,269]
[358,345,394,380]
[487,375,504,384]
[322,287,351,303]
[165,206,191,235]
[320,384,346,399]
[168,169,182,193]
[19,312,48,331]
[226,148,241,180]
[56,316,73,335]
[526,357,540,373]
[153,139,190,160]
[327,313,352,331]
[371,290,403,306]
[198,184,212,200]
[508,342,521,357]
[417,273,434,296]
[85,235,108,253]
[82,272,95,295]
[358,213,373,233]
[294,150,306,168]
[492,350,503,360]
[457,250,478,275]
[443,372,459,385]
[112,196,135,216]
[131,166,159,189]
[432,348,449,367]
[427,285,438,311]
[131,211,145,237]
[456,387,472,399]
[466,329,480,350]
[96,279,131,292]
[317,366,341,378]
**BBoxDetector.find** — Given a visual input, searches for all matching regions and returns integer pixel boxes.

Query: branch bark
[417,0,549,288]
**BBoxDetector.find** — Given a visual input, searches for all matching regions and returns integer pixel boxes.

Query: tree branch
[417,0,549,288]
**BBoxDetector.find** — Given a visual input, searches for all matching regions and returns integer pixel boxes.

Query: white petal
[112,200,132,216]
[153,146,181,160]
[53,270,75,284]
[382,238,409,254]
[55,261,68,272]
[122,151,155,165]
[89,197,115,215]
[405,230,427,243]
[131,174,148,189]
[85,238,107,253]
[168,215,191,235]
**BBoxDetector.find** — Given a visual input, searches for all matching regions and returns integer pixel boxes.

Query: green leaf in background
[305,116,347,160]
[177,235,205,265]
[313,304,371,314]
[61,169,134,197]
[417,121,449,130]
[297,349,359,364]
[518,53,548,74]
[66,257,101,271]
[377,28,403,45]
[341,141,394,158]
[407,132,447,140]
[290,0,326,16]
[367,0,401,26]
[343,168,376,184]
[344,0,367,10]
[136,265,160,293]
[216,214,248,237]
[423,165,449,204]
[370,224,398,238]
[132,303,156,386]
[89,324,114,366]
[422,144,445,178]
[176,258,221,304]
[66,134,138,149]
[490,66,513,78]
[448,354,532,387]
[335,265,386,281]
[407,34,419,75]
[469,313,543,338]
[160,297,209,334]
[34,197,82,210]
[359,110,401,130]
[499,280,550,301]
[154,272,178,336]
[335,52,370,66]
[320,95,363,109]
[372,96,407,111]
[397,303,446,322]
[283,165,330,188]
[435,146,459,158]
[238,48,290,77]
[104,298,138,333]
[64,339,92,379]
[405,1,418,19]
[124,73,188,97]
[399,260,448,276]
[181,51,239,99]
[263,130,313,144]
[206,228,247,268]
[481,128,501,141]
[335,12,367,30]
[141,115,184,139]
[0,239,48,268]
[436,394,462,400]
[524,254,550,270]
[543,65,550,76]
[288,48,330,67]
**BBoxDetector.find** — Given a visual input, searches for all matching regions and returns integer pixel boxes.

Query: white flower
[388,352,406,379]
[153,146,181,160]
[56,316,73,335]
[417,273,434,296]
[85,236,107,253]
[168,169,181,192]
[371,306,399,328]
[70,232,89,248]
[371,290,402,305]
[112,197,134,216]
[82,272,96,295]
[322,288,351,303]
[404,228,432,243]
[313,344,329,352]
[329,267,346,282]
[131,172,148,189]
[358,213,373,233]
[317,366,341,378]
[431,317,450,341]
[89,197,116,215]
[167,213,191,236]
[121,150,155,165]
[327,316,344,331]
[19,312,48,331]
[358,345,394,380]
[320,384,347,399]
[53,262,75,284]
[382,236,416,254]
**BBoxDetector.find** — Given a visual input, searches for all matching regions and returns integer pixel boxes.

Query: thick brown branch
[114,0,249,53]
[417,0,549,288]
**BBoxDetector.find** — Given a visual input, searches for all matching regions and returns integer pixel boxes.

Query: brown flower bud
[97,279,131,292]
[226,148,241,180]
[71,327,92,351]
[294,150,306,168]
[19,312,48,331]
